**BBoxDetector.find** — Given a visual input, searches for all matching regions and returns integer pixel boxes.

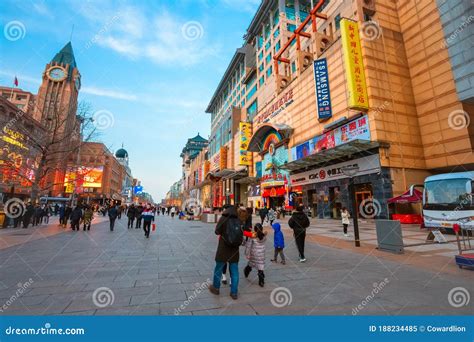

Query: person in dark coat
[22,203,35,228]
[258,206,268,225]
[288,205,310,262]
[209,205,251,300]
[108,205,118,231]
[64,205,72,228]
[135,204,144,229]
[58,204,65,226]
[32,205,42,226]
[70,206,83,231]
[127,204,136,229]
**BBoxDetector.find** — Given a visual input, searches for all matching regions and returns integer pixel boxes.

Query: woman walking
[341,207,350,237]
[83,206,94,231]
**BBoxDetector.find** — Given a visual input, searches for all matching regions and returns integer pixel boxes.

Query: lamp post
[342,164,361,247]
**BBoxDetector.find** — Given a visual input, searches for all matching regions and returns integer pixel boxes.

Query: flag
[14,76,18,87]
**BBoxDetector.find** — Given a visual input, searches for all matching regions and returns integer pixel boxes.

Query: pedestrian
[108,205,118,231]
[267,207,276,226]
[141,204,154,238]
[127,204,136,229]
[161,207,166,215]
[258,206,268,225]
[117,205,123,220]
[341,207,350,237]
[70,205,83,231]
[64,205,72,228]
[135,204,144,229]
[270,222,285,264]
[244,223,267,287]
[209,205,251,300]
[54,203,59,216]
[22,202,34,228]
[288,205,310,262]
[59,204,65,226]
[170,206,176,218]
[32,205,42,226]
[82,205,94,231]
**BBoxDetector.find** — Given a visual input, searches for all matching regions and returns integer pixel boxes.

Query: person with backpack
[209,205,252,300]
[288,205,310,262]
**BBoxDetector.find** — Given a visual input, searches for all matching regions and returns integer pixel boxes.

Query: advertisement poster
[313,58,332,120]
[340,19,369,110]
[238,122,252,166]
[291,115,370,161]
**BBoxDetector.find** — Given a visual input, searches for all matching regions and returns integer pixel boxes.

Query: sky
[0,0,261,201]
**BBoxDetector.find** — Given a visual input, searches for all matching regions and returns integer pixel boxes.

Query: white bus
[416,171,474,231]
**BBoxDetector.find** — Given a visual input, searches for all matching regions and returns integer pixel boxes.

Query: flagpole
[9,76,17,101]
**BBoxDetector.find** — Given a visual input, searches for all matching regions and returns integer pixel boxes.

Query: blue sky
[0,0,260,201]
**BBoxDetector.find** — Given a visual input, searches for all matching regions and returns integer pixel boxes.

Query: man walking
[288,205,310,262]
[127,204,136,229]
[135,203,144,229]
[108,205,118,231]
[141,204,154,238]
[258,206,268,225]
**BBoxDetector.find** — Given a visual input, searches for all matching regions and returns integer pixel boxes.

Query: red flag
[14,76,18,87]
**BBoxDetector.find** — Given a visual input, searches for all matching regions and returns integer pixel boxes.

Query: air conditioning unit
[359,0,376,16]
[276,74,291,93]
[297,50,314,74]
[313,32,333,58]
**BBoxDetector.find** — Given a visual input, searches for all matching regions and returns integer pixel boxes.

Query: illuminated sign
[341,19,369,110]
[64,166,104,193]
[313,58,332,121]
[238,122,252,166]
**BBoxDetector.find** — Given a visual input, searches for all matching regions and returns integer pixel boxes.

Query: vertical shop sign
[341,19,369,110]
[313,58,332,120]
[239,122,252,166]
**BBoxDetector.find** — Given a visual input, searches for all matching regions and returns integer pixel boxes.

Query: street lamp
[341,164,361,247]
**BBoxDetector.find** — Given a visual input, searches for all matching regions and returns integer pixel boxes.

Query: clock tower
[34,42,82,196]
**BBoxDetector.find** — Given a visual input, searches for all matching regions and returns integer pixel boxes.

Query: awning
[223,169,248,180]
[248,123,293,152]
[281,139,387,172]
[388,189,423,204]
[235,176,258,184]
[206,169,235,180]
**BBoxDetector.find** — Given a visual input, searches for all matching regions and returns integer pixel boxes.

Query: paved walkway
[0,215,472,316]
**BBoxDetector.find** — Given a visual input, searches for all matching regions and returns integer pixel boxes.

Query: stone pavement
[0,214,472,316]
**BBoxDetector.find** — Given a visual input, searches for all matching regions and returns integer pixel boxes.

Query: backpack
[222,217,244,247]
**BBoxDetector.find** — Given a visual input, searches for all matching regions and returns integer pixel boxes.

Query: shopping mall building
[203,0,473,219]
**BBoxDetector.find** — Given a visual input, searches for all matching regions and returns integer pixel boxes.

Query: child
[244,223,267,287]
[341,207,350,237]
[270,222,285,264]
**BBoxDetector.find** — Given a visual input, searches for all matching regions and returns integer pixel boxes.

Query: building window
[291,61,296,73]
[259,76,264,86]
[266,66,273,78]
[287,23,296,32]
[273,9,279,25]
[247,100,258,121]
[259,63,264,72]
[285,0,295,20]
[335,14,341,30]
[247,84,257,101]
[275,40,281,51]
[265,53,272,64]
[274,27,280,39]
[265,41,271,51]
[258,50,263,61]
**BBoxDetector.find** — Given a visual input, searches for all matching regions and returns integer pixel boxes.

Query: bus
[414,171,474,231]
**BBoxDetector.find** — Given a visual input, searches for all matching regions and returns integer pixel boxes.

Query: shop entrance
[355,183,373,218]
[329,186,342,219]
[268,196,285,209]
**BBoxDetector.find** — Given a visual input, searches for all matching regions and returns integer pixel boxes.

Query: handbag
[152,223,156,231]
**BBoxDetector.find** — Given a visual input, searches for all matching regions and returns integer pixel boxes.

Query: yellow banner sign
[340,19,369,111]
[239,122,252,166]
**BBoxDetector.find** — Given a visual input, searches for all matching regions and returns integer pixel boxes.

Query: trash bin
[375,219,404,254]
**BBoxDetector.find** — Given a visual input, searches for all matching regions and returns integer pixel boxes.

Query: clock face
[48,67,66,81]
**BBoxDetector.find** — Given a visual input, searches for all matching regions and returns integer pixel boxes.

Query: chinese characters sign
[238,122,252,166]
[291,115,370,161]
[341,19,369,110]
[313,58,332,121]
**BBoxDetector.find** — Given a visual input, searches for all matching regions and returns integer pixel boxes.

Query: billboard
[238,122,252,166]
[313,58,332,121]
[64,166,104,193]
[341,19,369,110]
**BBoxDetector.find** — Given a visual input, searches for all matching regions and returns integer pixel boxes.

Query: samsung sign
[313,58,332,121]
[290,155,381,187]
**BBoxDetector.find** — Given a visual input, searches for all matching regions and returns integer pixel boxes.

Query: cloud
[80,4,220,66]
[81,86,137,101]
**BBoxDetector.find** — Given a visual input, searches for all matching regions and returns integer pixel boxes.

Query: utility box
[375,219,404,254]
